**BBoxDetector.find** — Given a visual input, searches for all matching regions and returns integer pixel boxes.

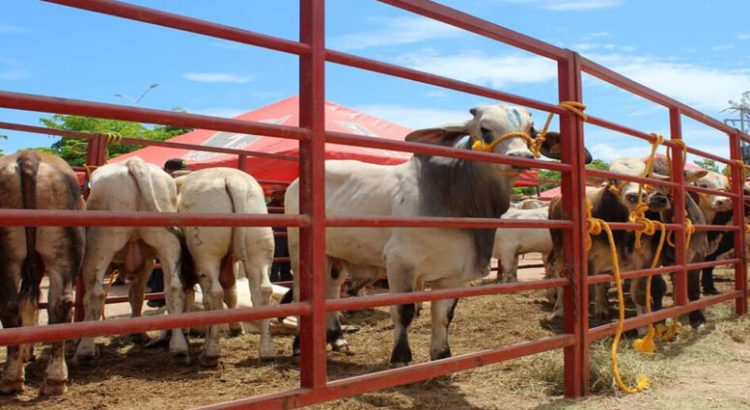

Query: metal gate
[0,1,748,408]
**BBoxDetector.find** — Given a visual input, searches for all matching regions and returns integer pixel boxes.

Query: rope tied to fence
[471,101,587,158]
[585,199,651,394]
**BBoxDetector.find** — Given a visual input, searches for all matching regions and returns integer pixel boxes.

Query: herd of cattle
[0,104,747,396]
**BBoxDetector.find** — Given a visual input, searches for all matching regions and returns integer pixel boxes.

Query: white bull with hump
[177,167,276,366]
[286,104,590,366]
[74,157,190,362]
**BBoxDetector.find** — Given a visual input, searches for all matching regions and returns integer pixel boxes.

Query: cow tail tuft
[17,151,44,305]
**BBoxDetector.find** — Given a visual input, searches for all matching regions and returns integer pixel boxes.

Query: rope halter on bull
[470,101,587,155]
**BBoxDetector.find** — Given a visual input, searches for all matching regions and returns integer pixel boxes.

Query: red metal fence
[0,0,748,408]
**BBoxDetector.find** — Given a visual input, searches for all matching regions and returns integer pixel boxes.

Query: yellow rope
[585,200,651,394]
[471,101,586,157]
[100,269,121,320]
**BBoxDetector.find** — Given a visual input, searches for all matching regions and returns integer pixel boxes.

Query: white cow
[493,206,552,283]
[74,157,190,362]
[286,104,590,366]
[177,168,276,366]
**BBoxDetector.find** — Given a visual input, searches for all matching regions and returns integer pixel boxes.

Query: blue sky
[1,0,749,164]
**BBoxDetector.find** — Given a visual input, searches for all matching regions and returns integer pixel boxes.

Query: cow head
[405,104,592,171]
[692,170,732,215]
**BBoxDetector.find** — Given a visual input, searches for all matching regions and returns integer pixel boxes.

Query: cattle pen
[0,0,749,409]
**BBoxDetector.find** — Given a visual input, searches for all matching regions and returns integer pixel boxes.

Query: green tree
[0,134,6,156]
[40,113,191,166]
[693,158,720,173]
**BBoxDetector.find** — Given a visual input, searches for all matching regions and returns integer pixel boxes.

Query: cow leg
[128,258,154,345]
[41,266,75,396]
[651,275,667,312]
[0,261,24,395]
[75,228,130,362]
[701,266,719,295]
[593,283,609,320]
[155,239,190,361]
[507,255,519,283]
[687,269,706,327]
[630,277,648,336]
[245,255,276,360]
[325,262,347,354]
[387,265,416,368]
[429,278,460,361]
[223,283,244,337]
[195,259,223,367]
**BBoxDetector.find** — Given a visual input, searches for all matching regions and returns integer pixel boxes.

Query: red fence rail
[0,0,748,408]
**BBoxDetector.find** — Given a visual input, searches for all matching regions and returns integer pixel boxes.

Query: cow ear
[685,169,708,183]
[539,131,593,164]
[405,122,469,146]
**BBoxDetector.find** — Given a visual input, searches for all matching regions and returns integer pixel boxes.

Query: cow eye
[480,126,490,135]
[699,183,708,188]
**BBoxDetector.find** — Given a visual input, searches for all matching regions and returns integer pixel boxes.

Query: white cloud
[544,0,622,10]
[352,104,469,129]
[0,58,30,81]
[189,107,247,118]
[590,54,750,112]
[330,16,462,51]
[397,49,557,88]
[0,24,28,34]
[182,72,252,84]
[738,33,750,40]
[712,44,735,51]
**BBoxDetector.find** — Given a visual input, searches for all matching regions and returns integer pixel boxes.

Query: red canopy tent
[113,96,539,188]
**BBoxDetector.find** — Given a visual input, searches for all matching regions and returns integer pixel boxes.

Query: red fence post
[669,108,688,307]
[298,0,328,390]
[238,153,248,172]
[558,51,587,397]
[729,131,748,315]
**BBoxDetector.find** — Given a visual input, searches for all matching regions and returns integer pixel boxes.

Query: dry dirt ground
[1,262,749,410]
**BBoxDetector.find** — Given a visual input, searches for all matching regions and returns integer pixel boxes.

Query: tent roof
[114,96,539,188]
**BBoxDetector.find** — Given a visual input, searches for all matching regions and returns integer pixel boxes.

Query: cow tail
[125,157,164,213]
[224,175,249,286]
[17,152,44,305]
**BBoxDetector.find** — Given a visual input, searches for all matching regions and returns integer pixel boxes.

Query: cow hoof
[199,354,219,368]
[259,344,277,361]
[0,379,24,395]
[145,334,170,349]
[331,338,351,354]
[72,348,100,366]
[703,288,720,296]
[389,361,411,368]
[228,325,244,338]
[130,332,151,345]
[170,352,191,366]
[40,379,67,396]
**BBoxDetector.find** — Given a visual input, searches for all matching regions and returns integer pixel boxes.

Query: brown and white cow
[177,167,276,366]
[546,158,665,323]
[286,104,591,366]
[0,151,85,395]
[74,157,190,363]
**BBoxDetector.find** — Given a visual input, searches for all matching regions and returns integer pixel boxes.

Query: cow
[513,197,547,209]
[546,158,665,323]
[0,151,85,395]
[493,206,552,283]
[74,157,190,363]
[285,104,591,367]
[177,168,276,366]
[687,170,738,295]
